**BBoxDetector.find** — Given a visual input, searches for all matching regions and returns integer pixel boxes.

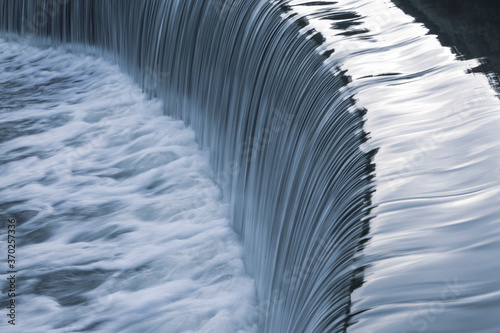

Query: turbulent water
[1,0,500,332]
[0,39,258,332]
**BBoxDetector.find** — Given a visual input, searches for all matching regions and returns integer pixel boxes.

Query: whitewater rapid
[0,39,258,332]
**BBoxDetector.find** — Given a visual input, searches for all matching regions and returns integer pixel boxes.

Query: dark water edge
[392,0,500,91]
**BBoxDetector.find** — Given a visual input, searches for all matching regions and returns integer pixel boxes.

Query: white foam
[0,39,258,332]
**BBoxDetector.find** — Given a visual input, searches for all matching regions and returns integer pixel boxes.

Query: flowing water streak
[1,0,376,332]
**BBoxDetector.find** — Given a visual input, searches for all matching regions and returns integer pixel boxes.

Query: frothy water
[0,39,258,332]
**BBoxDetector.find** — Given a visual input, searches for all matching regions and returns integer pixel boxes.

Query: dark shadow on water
[392,0,500,92]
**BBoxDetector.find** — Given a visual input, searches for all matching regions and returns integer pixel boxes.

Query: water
[1,0,500,332]
[0,1,375,332]
[290,1,500,331]
[0,39,258,332]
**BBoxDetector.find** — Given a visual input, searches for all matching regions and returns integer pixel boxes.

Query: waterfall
[1,0,375,331]
[3,0,500,332]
